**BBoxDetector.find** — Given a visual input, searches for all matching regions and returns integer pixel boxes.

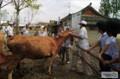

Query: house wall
[61,6,107,30]
[71,11,81,30]
[82,8,96,16]
[81,7,107,28]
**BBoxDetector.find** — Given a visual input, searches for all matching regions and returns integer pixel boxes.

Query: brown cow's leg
[7,55,23,79]
[7,61,17,79]
[48,55,56,75]
[8,70,13,79]
[48,57,53,75]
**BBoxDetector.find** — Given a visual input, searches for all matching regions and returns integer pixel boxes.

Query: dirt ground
[12,58,100,79]
[12,41,100,79]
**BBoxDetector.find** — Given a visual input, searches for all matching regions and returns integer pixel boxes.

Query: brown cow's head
[58,30,73,38]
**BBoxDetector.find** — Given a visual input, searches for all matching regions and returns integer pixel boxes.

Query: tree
[111,0,120,18]
[0,0,12,24]
[99,0,120,18]
[11,0,40,34]
[99,0,111,17]
[0,10,9,20]
[0,0,12,9]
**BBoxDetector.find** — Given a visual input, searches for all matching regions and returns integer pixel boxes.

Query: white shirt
[106,36,120,70]
[79,27,89,49]
[21,27,30,36]
[23,30,29,36]
[38,31,48,36]
[5,26,14,36]
[105,36,119,59]
[64,39,72,48]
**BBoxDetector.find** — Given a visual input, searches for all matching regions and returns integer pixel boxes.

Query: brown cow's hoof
[48,72,52,75]
[47,71,54,76]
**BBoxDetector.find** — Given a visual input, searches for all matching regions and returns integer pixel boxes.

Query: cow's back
[7,35,57,58]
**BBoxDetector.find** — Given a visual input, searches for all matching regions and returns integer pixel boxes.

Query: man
[5,23,14,39]
[3,22,14,55]
[86,19,120,77]
[101,19,120,72]
[21,24,30,36]
[37,25,48,36]
[71,20,93,75]
[60,27,73,64]
[87,21,110,71]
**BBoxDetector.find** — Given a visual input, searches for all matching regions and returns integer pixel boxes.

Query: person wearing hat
[70,20,93,75]
[5,22,14,38]
[21,24,30,36]
[37,25,48,36]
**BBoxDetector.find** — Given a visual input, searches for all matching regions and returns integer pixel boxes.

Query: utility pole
[57,17,60,25]
[67,0,71,27]
[68,0,71,14]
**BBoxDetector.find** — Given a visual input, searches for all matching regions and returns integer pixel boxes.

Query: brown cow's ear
[59,34,63,37]
[69,32,73,35]
[57,33,63,37]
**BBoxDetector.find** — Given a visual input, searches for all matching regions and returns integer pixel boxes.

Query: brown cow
[0,32,5,54]
[6,30,72,79]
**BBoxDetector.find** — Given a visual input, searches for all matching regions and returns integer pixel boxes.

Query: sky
[2,0,101,24]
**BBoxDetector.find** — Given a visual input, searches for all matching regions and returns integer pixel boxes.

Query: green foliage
[99,0,111,17]
[24,0,40,10]
[11,0,40,34]
[99,0,120,18]
[111,0,120,18]
[0,0,11,8]
[12,0,40,11]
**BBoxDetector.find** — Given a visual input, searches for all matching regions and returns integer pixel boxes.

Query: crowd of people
[78,19,120,77]
[55,18,120,77]
[0,22,49,37]
[0,18,120,78]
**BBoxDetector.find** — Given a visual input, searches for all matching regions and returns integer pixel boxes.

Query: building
[61,14,72,27]
[61,3,108,30]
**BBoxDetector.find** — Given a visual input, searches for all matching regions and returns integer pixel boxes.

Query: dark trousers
[99,54,112,79]
[60,47,69,63]
[100,54,112,71]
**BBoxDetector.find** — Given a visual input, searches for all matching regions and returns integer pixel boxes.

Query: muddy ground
[1,44,101,79]
[12,58,100,79]
[11,45,100,79]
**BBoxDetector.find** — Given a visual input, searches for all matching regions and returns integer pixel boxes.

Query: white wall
[71,11,81,30]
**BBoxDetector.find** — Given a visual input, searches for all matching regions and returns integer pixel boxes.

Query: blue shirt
[105,36,119,59]
[105,36,120,69]
[99,32,109,49]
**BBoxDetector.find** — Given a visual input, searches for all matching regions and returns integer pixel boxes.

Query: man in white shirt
[78,21,89,49]
[4,23,14,55]
[38,26,48,36]
[71,20,93,75]
[5,23,14,38]
[21,26,30,36]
